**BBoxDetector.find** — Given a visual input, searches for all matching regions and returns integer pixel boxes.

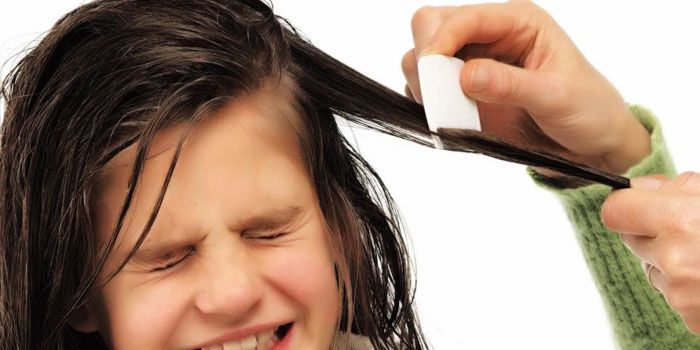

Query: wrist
[531,108,651,185]
[597,115,651,174]
[567,106,651,175]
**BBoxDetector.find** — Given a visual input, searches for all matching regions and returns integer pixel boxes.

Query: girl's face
[81,84,340,349]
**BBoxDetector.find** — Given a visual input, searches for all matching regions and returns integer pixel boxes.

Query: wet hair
[0,0,628,349]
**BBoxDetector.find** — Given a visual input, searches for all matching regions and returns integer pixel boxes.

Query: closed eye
[150,247,195,272]
[248,232,287,240]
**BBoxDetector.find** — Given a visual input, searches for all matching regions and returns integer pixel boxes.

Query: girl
[0,0,427,348]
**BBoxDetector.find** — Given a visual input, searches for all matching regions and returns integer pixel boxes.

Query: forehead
[91,75,310,246]
[100,76,302,173]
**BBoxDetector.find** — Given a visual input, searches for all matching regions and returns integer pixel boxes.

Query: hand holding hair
[401,0,651,176]
[601,172,700,334]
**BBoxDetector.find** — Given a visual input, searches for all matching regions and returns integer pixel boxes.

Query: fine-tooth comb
[416,54,630,189]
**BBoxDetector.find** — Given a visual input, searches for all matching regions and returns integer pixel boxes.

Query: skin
[602,173,700,334]
[403,0,700,335]
[401,0,650,174]
[70,78,341,349]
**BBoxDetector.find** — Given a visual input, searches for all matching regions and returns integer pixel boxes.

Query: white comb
[416,54,481,149]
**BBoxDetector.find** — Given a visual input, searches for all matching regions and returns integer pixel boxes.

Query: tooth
[206,345,224,350]
[260,338,274,350]
[240,335,257,350]
[256,331,271,343]
[223,341,242,350]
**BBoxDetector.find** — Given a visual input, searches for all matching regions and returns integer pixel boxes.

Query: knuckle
[508,0,533,10]
[674,171,700,191]
[600,194,623,230]
[491,67,521,101]
[664,262,693,283]
[514,0,548,19]
[504,69,522,101]
[457,8,483,32]
[656,249,684,273]
[411,6,441,32]
[508,0,539,15]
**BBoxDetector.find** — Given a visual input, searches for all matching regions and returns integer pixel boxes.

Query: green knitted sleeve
[527,104,700,349]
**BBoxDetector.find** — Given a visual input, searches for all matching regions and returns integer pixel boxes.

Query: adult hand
[401,0,650,174]
[602,172,700,334]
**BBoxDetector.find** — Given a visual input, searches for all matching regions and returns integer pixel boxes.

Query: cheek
[266,247,338,304]
[260,228,340,336]
[99,278,190,349]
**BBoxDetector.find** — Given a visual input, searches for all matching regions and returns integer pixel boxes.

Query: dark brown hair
[0,0,628,349]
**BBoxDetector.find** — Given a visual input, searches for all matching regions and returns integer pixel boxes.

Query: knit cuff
[527,105,700,349]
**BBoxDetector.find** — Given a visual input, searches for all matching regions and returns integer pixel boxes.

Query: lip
[189,321,293,349]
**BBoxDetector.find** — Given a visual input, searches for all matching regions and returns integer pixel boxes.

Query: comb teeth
[417,54,481,149]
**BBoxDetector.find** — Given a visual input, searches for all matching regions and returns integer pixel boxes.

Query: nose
[194,250,264,319]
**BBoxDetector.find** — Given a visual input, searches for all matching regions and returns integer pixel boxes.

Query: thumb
[630,174,669,190]
[460,58,568,114]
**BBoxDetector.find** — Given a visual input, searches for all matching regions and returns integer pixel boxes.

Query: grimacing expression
[74,79,341,349]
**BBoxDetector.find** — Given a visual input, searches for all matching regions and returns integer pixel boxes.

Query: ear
[67,302,99,333]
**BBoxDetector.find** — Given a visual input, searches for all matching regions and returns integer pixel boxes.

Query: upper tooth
[240,335,257,349]
[222,340,242,350]
[210,328,277,350]
[256,331,272,343]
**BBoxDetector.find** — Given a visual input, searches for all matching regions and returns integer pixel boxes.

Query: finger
[404,84,415,101]
[621,234,696,281]
[459,58,569,115]
[401,49,421,103]
[601,190,694,238]
[411,6,457,57]
[419,2,538,58]
[679,314,700,335]
[631,172,700,194]
[670,171,700,195]
[645,262,666,292]
[630,174,669,190]
[619,234,657,265]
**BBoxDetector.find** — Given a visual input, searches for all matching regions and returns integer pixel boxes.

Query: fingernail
[466,65,490,93]
[631,177,663,190]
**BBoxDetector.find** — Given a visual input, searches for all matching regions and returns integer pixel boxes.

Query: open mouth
[274,322,293,340]
[199,322,294,350]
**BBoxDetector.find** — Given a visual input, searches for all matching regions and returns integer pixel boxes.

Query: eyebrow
[130,205,305,263]
[239,205,305,234]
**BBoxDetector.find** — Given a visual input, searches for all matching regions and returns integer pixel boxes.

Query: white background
[2,1,699,349]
